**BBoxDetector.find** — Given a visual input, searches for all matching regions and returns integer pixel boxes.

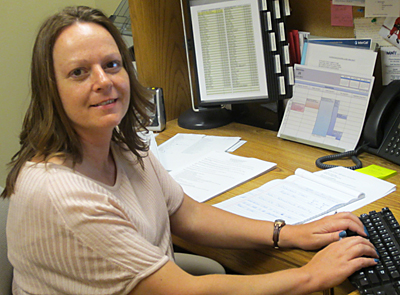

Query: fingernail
[364,226,369,237]
[374,258,379,263]
[339,231,347,240]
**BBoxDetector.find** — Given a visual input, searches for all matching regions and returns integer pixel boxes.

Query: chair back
[0,187,13,295]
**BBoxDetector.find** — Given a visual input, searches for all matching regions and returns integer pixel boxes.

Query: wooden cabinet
[128,0,192,121]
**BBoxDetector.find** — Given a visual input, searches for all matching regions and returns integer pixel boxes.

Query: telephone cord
[315,143,369,170]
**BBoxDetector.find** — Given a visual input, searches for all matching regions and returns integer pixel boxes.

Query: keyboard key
[366,269,380,284]
[391,270,400,279]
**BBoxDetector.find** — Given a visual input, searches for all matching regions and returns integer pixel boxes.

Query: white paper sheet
[169,151,276,202]
[190,0,269,103]
[278,64,374,152]
[214,167,396,224]
[333,0,365,6]
[158,134,242,172]
[302,43,377,76]
[365,0,400,17]
[380,46,400,85]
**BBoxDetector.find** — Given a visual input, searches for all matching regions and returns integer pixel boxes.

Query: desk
[156,119,400,295]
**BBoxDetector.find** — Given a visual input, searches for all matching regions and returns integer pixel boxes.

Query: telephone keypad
[384,126,400,157]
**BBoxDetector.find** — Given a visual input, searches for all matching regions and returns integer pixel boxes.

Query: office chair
[0,187,13,295]
[174,252,225,275]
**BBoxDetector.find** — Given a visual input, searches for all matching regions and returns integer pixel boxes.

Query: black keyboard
[349,207,400,294]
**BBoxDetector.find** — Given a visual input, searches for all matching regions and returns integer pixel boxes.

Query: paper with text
[190,0,268,103]
[365,0,399,17]
[170,151,276,203]
[278,64,374,152]
[214,168,364,224]
[333,0,365,6]
[380,47,400,85]
[214,166,395,224]
[158,134,241,171]
[302,43,377,76]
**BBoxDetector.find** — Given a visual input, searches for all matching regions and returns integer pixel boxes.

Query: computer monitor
[178,0,293,130]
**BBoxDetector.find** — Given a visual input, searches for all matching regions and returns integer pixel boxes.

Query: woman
[2,6,377,295]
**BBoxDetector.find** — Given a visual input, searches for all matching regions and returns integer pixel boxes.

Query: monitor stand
[178,107,233,130]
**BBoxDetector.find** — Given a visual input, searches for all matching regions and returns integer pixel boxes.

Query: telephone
[316,80,400,169]
[362,80,400,164]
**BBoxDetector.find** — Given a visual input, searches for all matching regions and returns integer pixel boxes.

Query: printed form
[214,166,395,225]
[157,133,242,171]
[278,64,374,152]
[190,0,268,103]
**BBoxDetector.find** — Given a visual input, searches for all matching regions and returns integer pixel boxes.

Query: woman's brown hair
[1,6,153,198]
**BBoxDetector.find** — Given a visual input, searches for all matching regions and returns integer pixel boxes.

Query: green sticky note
[356,165,397,180]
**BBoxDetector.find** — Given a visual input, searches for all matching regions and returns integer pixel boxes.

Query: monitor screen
[187,0,292,107]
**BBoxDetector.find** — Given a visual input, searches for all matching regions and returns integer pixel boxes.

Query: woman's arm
[136,195,377,295]
[170,194,367,250]
[129,236,377,295]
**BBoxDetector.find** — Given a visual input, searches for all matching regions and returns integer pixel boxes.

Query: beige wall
[0,0,120,187]
[96,0,120,17]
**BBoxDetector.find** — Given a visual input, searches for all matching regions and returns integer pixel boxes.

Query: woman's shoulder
[16,160,95,195]
[14,160,117,208]
[10,161,70,208]
[16,161,67,188]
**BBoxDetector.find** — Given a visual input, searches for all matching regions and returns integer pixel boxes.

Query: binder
[261,0,293,99]
[278,0,294,96]
[259,4,279,101]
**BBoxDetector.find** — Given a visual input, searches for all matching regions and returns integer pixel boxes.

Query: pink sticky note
[331,2,353,27]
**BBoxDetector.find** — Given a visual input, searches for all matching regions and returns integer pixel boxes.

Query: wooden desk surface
[156,119,400,295]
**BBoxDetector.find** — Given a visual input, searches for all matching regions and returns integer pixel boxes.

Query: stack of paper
[169,151,276,203]
[214,166,396,224]
[157,134,276,202]
[158,133,243,172]
[278,41,378,153]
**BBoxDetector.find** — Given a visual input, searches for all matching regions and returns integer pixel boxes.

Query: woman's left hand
[279,212,367,250]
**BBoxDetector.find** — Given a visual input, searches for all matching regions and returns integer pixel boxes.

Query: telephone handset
[363,80,400,165]
[316,80,400,169]
[363,80,400,163]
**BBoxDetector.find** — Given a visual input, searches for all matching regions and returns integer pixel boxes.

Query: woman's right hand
[300,236,378,292]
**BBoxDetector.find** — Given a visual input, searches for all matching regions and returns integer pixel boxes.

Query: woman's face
[53,22,130,138]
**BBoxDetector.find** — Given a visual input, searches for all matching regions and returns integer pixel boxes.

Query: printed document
[308,38,373,50]
[278,64,374,152]
[365,0,400,17]
[158,133,242,171]
[380,47,400,85]
[333,0,365,6]
[214,167,396,224]
[302,42,377,76]
[190,0,268,103]
[169,151,276,203]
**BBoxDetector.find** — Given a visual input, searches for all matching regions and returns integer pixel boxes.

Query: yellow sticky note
[356,165,397,180]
